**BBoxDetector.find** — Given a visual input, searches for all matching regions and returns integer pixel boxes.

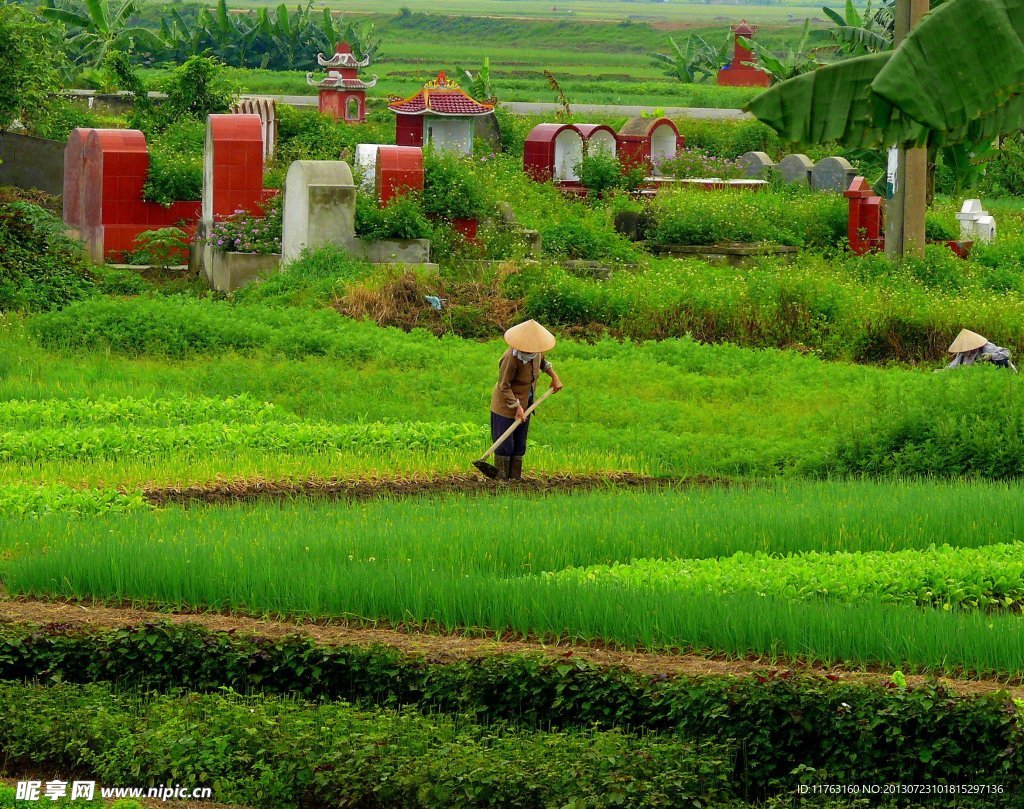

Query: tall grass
[9,481,1024,674]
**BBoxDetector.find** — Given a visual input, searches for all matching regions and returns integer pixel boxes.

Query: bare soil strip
[140,473,727,506]
[1,598,1020,699]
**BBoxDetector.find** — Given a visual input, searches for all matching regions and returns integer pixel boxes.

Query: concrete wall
[0,133,65,196]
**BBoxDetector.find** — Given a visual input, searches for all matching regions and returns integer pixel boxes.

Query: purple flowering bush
[207,193,282,255]
[657,149,745,180]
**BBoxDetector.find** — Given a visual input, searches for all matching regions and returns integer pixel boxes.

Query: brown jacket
[490,349,551,418]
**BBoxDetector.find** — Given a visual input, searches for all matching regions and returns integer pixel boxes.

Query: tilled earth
[140,472,729,505]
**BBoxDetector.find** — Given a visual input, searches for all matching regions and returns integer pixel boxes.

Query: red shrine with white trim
[388,73,494,155]
[307,41,377,123]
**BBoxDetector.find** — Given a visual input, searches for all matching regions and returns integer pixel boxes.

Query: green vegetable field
[6,0,1024,803]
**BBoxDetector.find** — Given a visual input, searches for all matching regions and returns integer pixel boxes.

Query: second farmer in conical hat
[943,329,1018,372]
[489,320,563,481]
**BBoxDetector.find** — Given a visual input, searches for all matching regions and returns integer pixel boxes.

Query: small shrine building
[387,73,495,155]
[307,42,377,123]
[717,21,772,88]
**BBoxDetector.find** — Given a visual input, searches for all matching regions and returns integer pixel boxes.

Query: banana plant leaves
[746,0,1024,147]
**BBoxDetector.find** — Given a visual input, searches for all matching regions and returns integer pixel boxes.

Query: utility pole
[885,0,929,258]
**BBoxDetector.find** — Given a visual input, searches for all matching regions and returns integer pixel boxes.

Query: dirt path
[2,598,1020,699]
[140,472,722,505]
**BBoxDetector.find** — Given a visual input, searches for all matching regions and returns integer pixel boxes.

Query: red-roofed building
[308,42,378,123]
[387,72,495,155]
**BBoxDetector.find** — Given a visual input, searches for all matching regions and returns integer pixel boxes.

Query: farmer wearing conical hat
[944,329,1018,372]
[490,320,563,481]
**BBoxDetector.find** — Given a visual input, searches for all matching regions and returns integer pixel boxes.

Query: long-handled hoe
[471,388,554,479]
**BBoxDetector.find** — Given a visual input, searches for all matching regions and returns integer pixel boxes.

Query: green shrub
[91,266,150,296]
[649,187,847,248]
[674,118,782,160]
[157,55,235,124]
[0,4,65,133]
[234,244,375,307]
[575,150,645,195]
[925,211,959,242]
[829,367,1024,478]
[658,147,745,179]
[27,296,381,359]
[422,149,490,219]
[356,193,432,240]
[0,202,96,311]
[143,120,206,205]
[0,682,735,809]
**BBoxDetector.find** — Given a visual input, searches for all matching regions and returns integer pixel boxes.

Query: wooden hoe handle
[478,388,554,461]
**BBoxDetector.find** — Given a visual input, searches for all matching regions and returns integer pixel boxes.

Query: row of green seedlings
[0,394,290,428]
[548,542,1024,611]
[0,390,479,465]
[10,484,1024,674]
[0,420,483,463]
[0,623,1019,806]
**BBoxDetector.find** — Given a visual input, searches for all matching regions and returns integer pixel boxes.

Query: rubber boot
[494,455,511,481]
[510,455,524,481]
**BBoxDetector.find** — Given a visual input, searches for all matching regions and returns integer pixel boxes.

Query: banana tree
[747,0,1024,255]
[738,19,821,83]
[158,8,206,64]
[649,33,729,84]
[39,0,162,65]
[454,58,494,101]
[814,0,895,56]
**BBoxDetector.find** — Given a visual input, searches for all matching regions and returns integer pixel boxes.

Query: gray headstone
[281,160,357,265]
[811,156,857,193]
[497,201,518,227]
[776,153,814,186]
[738,151,777,179]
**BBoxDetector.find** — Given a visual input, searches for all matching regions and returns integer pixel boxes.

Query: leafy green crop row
[0,394,291,428]
[0,484,147,518]
[0,683,734,809]
[0,421,483,463]
[0,622,1019,804]
[548,542,1024,610]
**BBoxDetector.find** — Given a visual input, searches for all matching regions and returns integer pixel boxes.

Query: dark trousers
[490,411,531,457]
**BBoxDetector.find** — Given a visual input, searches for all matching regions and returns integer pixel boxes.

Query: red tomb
[844,175,884,255]
[376,145,424,206]
[574,123,618,157]
[63,115,267,261]
[717,20,772,88]
[523,123,585,184]
[617,117,684,175]
[307,41,377,124]
[388,73,494,155]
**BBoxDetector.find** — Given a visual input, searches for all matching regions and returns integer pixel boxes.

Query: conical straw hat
[948,329,988,353]
[504,320,556,353]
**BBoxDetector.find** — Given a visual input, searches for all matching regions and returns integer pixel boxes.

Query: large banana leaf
[873,0,1024,132]
[747,0,1024,147]
[746,52,924,146]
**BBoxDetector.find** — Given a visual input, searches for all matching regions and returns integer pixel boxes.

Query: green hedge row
[0,623,1020,798]
[0,682,734,809]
